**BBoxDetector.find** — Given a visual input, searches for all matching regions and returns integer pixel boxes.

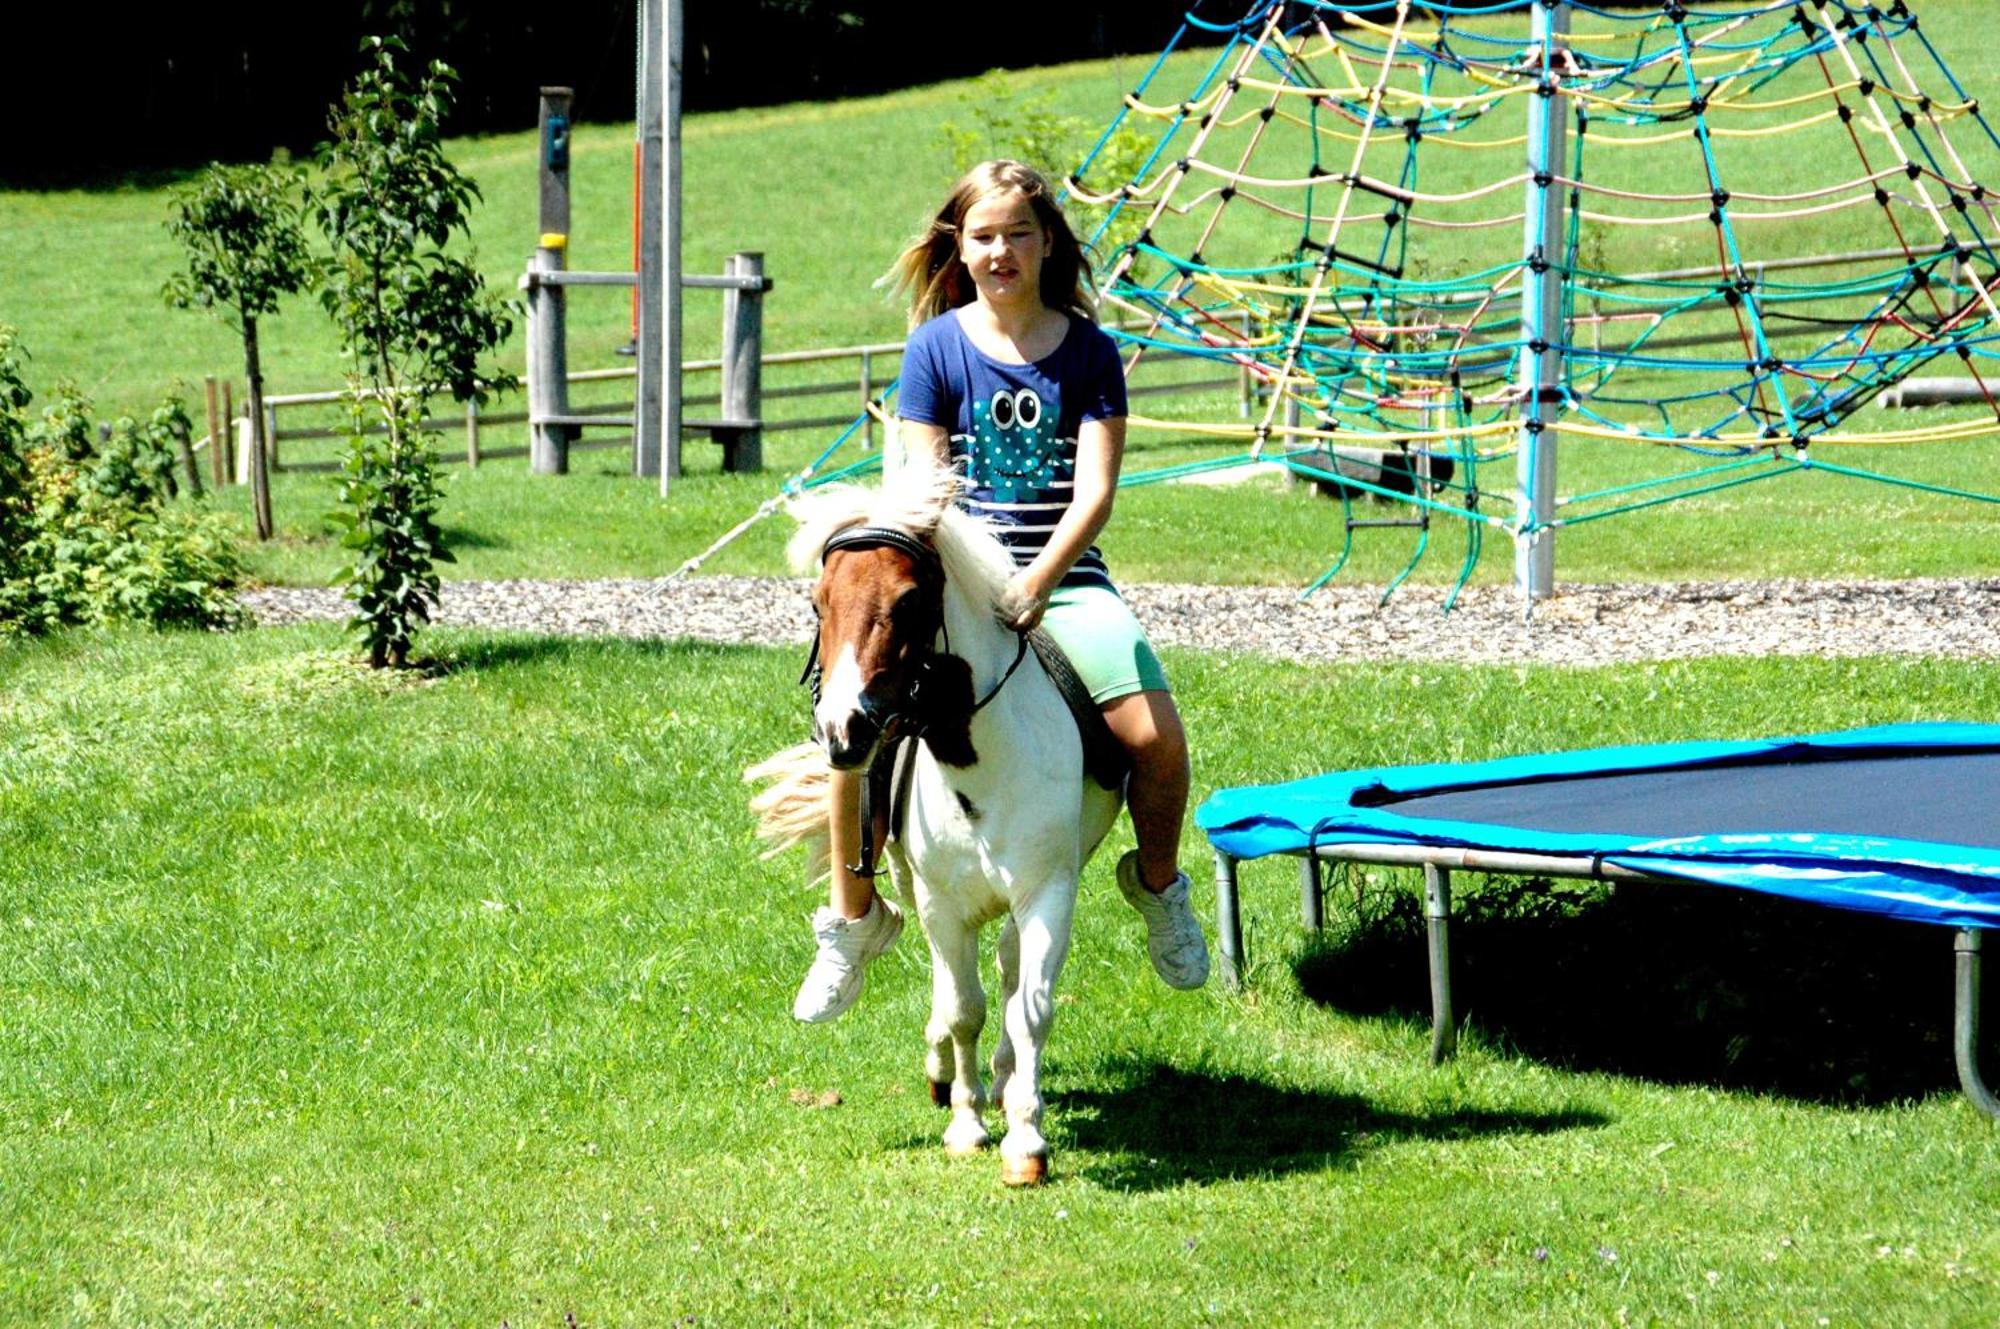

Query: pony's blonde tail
[744,742,833,882]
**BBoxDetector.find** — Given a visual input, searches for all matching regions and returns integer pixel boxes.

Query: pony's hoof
[943,1116,990,1157]
[1001,1153,1048,1187]
[929,1080,952,1108]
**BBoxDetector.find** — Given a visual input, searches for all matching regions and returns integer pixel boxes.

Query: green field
[6,9,2000,590]
[4,628,1998,1324]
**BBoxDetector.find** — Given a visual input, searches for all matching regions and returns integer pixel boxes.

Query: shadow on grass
[1294,879,1976,1106]
[885,1057,1605,1190]
[1055,1058,1606,1190]
[1,161,214,192]
[438,525,510,551]
[432,633,774,674]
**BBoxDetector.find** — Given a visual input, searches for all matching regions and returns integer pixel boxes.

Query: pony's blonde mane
[783,459,1017,615]
[748,460,1020,867]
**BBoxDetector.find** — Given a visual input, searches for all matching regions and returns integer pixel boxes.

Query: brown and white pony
[748,460,1121,1185]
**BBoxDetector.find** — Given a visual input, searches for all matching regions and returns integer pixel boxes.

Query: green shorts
[1040,584,1171,704]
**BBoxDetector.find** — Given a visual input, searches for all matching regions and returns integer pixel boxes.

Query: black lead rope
[846,629,1026,879]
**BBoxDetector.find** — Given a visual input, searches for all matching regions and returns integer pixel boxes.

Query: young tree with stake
[163,164,313,540]
[314,37,512,669]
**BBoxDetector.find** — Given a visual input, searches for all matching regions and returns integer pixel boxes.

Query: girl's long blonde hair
[884,160,1096,330]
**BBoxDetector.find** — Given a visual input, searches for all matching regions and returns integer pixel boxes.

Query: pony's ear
[913,653,978,767]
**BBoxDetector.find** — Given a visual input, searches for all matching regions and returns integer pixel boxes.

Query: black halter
[799,523,1030,877]
[799,524,1028,716]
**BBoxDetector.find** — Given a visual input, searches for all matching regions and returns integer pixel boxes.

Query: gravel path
[242,575,2000,666]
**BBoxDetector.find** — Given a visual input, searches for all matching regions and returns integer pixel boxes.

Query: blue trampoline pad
[1197,723,2000,929]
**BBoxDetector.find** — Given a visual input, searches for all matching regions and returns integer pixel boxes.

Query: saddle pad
[1027,628,1131,793]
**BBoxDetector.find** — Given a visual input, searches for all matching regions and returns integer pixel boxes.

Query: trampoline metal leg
[1301,853,1324,933]
[1424,863,1457,1065]
[1955,929,2000,1121]
[1214,850,1245,992]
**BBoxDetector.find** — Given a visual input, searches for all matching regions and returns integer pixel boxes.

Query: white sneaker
[792,896,904,1022]
[1116,850,1210,990]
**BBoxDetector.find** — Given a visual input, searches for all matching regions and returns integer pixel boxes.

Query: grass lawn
[3,626,1998,1324]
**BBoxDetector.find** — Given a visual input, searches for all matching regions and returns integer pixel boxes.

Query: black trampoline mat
[1381,750,2000,850]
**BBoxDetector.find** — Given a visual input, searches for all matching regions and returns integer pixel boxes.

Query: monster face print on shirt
[962,386,1074,503]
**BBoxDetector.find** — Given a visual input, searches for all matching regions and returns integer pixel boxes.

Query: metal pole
[1300,854,1324,932]
[1423,862,1458,1064]
[1955,929,2000,1120]
[527,250,569,474]
[719,251,764,472]
[859,349,874,451]
[635,0,665,478]
[1213,850,1245,991]
[644,0,684,493]
[1514,1,1570,602]
[531,87,575,476]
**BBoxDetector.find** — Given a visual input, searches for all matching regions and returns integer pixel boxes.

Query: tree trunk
[243,315,273,541]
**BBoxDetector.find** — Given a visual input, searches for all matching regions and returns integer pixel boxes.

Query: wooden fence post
[465,398,480,469]
[718,250,764,473]
[203,376,226,488]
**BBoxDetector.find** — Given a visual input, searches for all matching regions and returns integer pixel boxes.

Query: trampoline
[1196,723,2000,1118]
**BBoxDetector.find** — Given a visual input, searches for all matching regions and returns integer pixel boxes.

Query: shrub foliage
[0,326,243,636]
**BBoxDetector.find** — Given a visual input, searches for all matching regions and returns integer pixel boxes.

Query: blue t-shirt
[897,309,1129,591]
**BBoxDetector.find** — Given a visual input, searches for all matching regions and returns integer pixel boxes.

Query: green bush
[326,394,451,667]
[0,327,36,629]
[0,326,243,636]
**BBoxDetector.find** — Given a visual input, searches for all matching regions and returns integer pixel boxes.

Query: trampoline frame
[1209,840,2000,1120]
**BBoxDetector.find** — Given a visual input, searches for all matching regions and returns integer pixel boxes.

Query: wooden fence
[201,322,1251,479]
[190,244,1958,480]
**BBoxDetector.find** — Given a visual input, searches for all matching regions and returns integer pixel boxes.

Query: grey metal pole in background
[636,0,684,493]
[530,87,575,475]
[1514,1,1570,601]
[635,0,665,479]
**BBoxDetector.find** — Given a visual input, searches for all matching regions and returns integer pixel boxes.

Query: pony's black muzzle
[823,721,879,770]
[819,697,893,770]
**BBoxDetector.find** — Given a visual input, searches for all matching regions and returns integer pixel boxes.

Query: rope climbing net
[1057,0,2000,598]
[678,0,2000,600]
